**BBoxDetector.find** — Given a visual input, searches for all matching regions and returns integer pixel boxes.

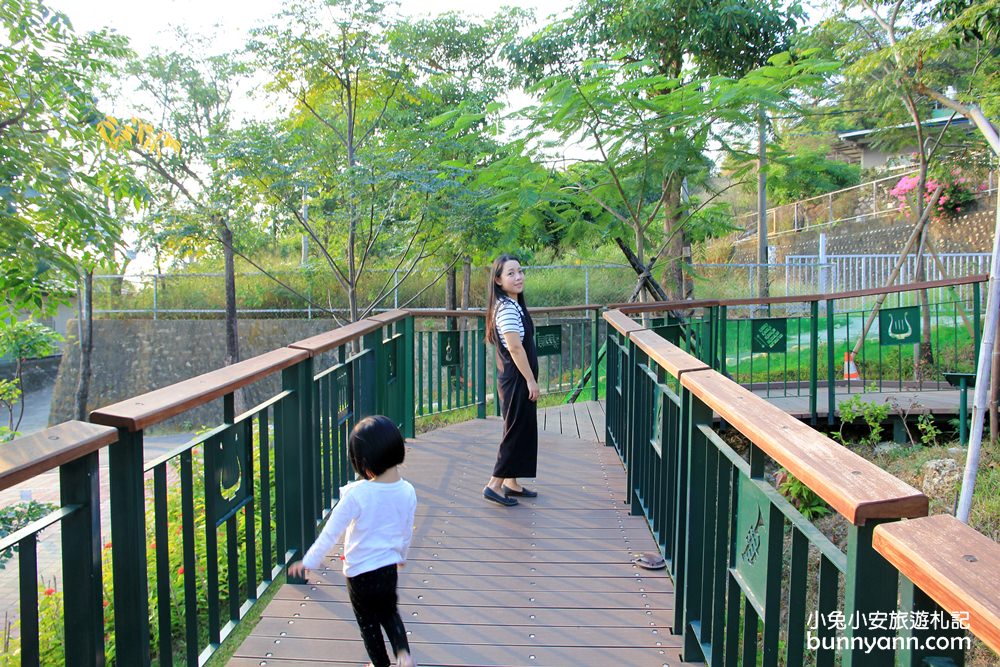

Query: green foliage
[0,320,62,363]
[776,468,831,519]
[0,0,137,319]
[916,413,942,447]
[836,386,891,447]
[766,151,860,205]
[0,501,58,569]
[0,320,61,435]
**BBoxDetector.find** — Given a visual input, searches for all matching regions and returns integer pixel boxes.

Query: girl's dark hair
[485,254,528,346]
[349,415,405,478]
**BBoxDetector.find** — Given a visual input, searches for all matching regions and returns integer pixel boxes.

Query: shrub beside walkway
[232,402,685,666]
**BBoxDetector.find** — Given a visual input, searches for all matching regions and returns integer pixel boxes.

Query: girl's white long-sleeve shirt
[301,477,417,578]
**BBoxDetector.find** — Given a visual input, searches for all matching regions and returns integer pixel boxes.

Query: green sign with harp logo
[878,306,920,346]
[438,331,461,367]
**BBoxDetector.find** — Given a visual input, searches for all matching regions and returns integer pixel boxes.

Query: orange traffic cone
[843,351,859,381]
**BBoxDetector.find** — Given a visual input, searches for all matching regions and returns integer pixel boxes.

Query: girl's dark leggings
[346,563,410,667]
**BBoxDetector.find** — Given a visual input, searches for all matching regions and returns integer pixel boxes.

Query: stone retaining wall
[50,319,346,431]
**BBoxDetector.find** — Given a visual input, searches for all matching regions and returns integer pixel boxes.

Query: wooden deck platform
[754,387,966,420]
[232,400,686,666]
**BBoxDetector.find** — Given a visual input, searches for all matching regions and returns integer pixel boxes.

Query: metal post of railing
[60,451,104,666]
[281,357,313,582]
[625,335,640,516]
[107,428,152,664]
[152,274,158,321]
[897,578,967,666]
[810,300,820,425]
[585,266,590,305]
[717,305,727,374]
[477,317,487,419]
[973,280,982,368]
[591,308,600,402]
[843,521,900,666]
[680,392,713,660]
[403,316,415,438]
[827,299,837,426]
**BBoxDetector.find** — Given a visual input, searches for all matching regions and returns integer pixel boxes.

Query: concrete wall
[0,355,61,393]
[50,319,347,432]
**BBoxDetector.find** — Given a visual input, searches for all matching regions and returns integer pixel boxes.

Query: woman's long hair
[485,254,528,346]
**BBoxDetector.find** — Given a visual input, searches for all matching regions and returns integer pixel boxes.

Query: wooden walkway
[232,400,686,666]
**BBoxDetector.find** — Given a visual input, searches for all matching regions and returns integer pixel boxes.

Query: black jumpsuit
[493,298,539,479]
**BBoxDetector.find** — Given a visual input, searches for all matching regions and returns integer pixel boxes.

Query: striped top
[494,297,525,349]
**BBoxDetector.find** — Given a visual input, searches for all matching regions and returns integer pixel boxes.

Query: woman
[483,254,540,507]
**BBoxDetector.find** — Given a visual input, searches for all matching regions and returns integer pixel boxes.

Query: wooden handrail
[679,370,927,525]
[367,309,409,325]
[629,329,710,378]
[603,310,644,336]
[91,347,308,432]
[531,304,602,314]
[405,309,486,318]
[289,319,387,356]
[0,421,118,491]
[873,515,1000,654]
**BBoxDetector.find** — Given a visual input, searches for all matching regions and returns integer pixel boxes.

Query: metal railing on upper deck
[603,305,997,666]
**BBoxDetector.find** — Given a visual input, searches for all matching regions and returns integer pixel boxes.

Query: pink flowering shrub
[890,172,979,221]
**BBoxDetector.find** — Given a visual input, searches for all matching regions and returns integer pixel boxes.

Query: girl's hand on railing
[287,561,308,579]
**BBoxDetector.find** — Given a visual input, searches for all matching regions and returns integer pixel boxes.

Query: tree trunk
[461,257,472,331]
[913,174,935,374]
[218,218,245,415]
[218,220,240,367]
[446,265,457,333]
[756,109,769,305]
[73,269,94,422]
[660,188,685,300]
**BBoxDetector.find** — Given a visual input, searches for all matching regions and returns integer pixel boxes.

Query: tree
[507,0,802,299]
[246,0,526,321]
[0,320,61,440]
[0,0,134,320]
[119,36,252,371]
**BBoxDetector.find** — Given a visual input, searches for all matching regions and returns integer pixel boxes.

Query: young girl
[288,415,417,667]
[483,254,540,507]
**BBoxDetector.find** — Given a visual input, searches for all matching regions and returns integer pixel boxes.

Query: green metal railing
[604,302,988,666]
[626,274,986,426]
[411,307,603,419]
[2,278,993,665]
[0,312,416,665]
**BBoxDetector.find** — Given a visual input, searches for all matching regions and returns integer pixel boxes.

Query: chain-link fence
[92,264,646,318]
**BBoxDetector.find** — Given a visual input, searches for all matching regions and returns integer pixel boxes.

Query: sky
[50,0,573,55]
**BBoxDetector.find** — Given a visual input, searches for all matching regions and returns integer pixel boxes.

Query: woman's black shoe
[483,487,518,506]
[502,485,537,498]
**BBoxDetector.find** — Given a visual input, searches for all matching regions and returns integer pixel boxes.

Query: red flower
[44,588,55,596]
[177,566,185,575]
[150,541,156,550]
[103,600,110,608]
[104,541,112,550]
